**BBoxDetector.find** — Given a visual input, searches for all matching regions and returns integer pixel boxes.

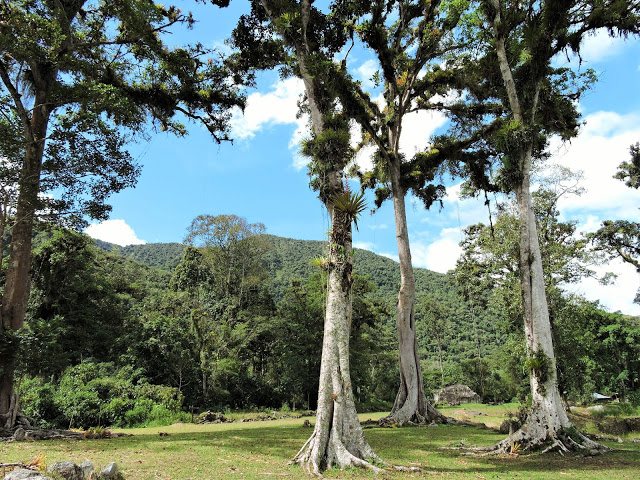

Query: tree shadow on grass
[367,424,640,478]
[3,422,639,479]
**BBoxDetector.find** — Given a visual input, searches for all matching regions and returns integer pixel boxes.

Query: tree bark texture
[486,4,605,449]
[294,210,383,475]
[0,94,50,417]
[381,160,448,426]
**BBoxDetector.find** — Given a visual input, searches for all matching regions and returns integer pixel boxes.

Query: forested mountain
[260,235,505,365]
[96,234,505,367]
[95,240,185,270]
[11,227,638,429]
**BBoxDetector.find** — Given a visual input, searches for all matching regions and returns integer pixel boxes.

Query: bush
[103,397,133,426]
[20,362,186,428]
[19,377,61,429]
[627,390,640,408]
[124,398,155,426]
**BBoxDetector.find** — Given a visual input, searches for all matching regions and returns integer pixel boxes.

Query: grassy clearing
[1,406,639,479]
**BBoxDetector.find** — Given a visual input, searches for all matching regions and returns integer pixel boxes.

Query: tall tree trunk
[381,160,448,426]
[290,43,383,478]
[508,150,576,448]
[0,101,49,418]
[294,209,383,475]
[481,0,605,453]
[488,151,604,454]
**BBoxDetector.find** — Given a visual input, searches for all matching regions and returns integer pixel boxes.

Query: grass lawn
[1,406,639,479]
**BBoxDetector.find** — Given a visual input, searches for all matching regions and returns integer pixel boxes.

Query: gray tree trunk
[380,160,448,426]
[485,0,605,453]
[268,0,382,472]
[293,209,383,475]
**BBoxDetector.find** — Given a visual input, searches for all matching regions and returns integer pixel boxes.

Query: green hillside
[95,239,185,270]
[17,229,634,426]
[94,234,505,367]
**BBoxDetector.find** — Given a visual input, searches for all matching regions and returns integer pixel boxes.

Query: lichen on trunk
[477,148,606,455]
[293,209,383,475]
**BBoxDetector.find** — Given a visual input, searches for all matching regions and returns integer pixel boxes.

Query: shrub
[20,362,186,428]
[603,402,636,417]
[627,390,640,408]
[19,377,61,428]
[123,398,153,426]
[103,397,133,427]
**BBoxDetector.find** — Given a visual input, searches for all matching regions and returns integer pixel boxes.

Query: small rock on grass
[47,461,83,480]
[79,461,94,478]
[100,462,118,479]
[4,469,51,480]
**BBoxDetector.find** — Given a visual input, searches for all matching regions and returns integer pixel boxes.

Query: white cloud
[549,111,640,221]
[399,109,448,158]
[411,227,462,273]
[349,122,377,173]
[229,77,312,170]
[353,241,376,251]
[230,77,305,141]
[577,30,627,63]
[355,59,379,89]
[85,219,146,246]
[564,259,640,316]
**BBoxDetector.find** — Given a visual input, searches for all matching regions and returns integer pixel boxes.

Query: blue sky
[85,1,640,315]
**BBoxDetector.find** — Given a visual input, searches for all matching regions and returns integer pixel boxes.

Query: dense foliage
[453,191,640,404]
[6,218,638,428]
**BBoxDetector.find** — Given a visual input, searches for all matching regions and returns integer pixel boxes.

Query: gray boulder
[13,428,26,442]
[46,462,83,480]
[99,462,118,479]
[79,461,94,478]
[3,469,51,480]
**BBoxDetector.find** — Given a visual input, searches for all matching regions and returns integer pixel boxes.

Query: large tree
[0,0,243,424]
[442,0,640,454]
[183,214,268,306]
[173,214,271,404]
[231,0,390,473]
[322,0,466,426]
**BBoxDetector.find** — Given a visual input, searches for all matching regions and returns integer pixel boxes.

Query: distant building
[591,393,618,403]
[433,384,481,406]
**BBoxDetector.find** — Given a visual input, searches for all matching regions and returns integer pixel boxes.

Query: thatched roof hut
[433,384,480,405]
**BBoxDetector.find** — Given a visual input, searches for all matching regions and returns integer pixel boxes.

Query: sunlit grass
[1,406,639,479]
